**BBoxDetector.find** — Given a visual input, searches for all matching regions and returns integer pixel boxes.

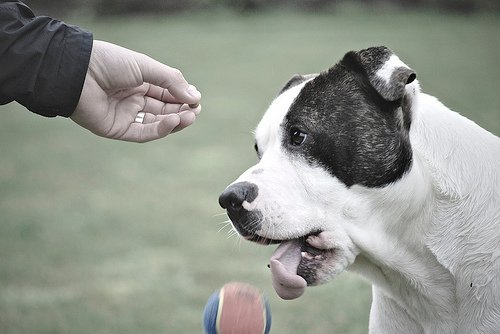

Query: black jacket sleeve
[0,1,93,117]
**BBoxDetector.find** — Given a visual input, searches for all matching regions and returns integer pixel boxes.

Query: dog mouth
[246,231,333,300]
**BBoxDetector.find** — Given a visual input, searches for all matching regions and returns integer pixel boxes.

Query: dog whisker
[217,219,231,226]
[218,222,232,234]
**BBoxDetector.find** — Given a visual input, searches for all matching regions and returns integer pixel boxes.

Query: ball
[202,282,272,334]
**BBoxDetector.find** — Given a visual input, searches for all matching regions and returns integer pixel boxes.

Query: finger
[189,103,202,116]
[156,114,183,138]
[178,103,202,116]
[147,84,200,105]
[171,110,196,134]
[143,97,201,116]
[135,54,201,104]
[121,114,181,143]
[145,84,177,103]
[143,97,182,115]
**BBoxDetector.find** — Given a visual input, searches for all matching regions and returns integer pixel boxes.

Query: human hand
[71,40,202,142]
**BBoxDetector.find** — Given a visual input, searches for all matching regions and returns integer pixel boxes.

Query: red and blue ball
[203,282,272,334]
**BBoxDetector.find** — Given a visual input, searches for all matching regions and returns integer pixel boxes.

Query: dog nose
[219,182,259,211]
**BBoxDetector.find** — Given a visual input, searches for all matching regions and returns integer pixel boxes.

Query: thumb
[134,53,201,104]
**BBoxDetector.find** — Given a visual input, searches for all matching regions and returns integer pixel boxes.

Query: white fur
[227,74,500,333]
[376,54,410,84]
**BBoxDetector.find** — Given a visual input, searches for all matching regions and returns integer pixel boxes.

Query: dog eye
[254,142,262,159]
[290,128,307,146]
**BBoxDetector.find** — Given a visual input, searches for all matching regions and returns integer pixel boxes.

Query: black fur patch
[281,48,413,188]
[219,182,264,237]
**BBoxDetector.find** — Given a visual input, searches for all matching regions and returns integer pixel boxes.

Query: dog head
[219,46,418,299]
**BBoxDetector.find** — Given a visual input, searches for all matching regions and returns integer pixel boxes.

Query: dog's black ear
[342,46,416,102]
[278,73,318,95]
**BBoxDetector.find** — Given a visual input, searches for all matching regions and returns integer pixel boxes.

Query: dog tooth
[301,251,314,260]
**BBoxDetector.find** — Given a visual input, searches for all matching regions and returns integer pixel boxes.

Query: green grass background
[1,8,499,334]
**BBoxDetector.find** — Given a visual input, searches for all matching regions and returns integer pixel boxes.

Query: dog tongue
[269,239,307,300]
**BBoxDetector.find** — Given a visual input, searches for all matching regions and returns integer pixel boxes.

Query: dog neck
[410,92,500,286]
[345,91,500,330]
[344,161,458,329]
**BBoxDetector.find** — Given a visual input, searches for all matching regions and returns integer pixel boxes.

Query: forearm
[0,1,92,117]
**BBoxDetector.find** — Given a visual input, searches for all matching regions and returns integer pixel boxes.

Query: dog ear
[278,73,318,95]
[343,46,416,102]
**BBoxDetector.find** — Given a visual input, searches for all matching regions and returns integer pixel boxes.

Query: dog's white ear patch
[373,54,416,101]
[376,54,415,85]
[354,47,417,102]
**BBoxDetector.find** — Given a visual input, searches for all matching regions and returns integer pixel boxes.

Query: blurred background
[1,1,499,333]
[28,0,500,16]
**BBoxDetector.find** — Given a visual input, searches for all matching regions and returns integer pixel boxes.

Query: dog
[218,46,500,333]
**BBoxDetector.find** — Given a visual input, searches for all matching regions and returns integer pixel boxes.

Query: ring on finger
[135,111,146,124]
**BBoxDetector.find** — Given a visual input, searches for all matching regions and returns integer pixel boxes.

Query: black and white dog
[219,46,500,333]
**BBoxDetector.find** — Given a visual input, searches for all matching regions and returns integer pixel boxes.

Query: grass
[1,7,499,334]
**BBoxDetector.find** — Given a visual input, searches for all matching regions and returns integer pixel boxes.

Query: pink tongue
[269,239,307,300]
